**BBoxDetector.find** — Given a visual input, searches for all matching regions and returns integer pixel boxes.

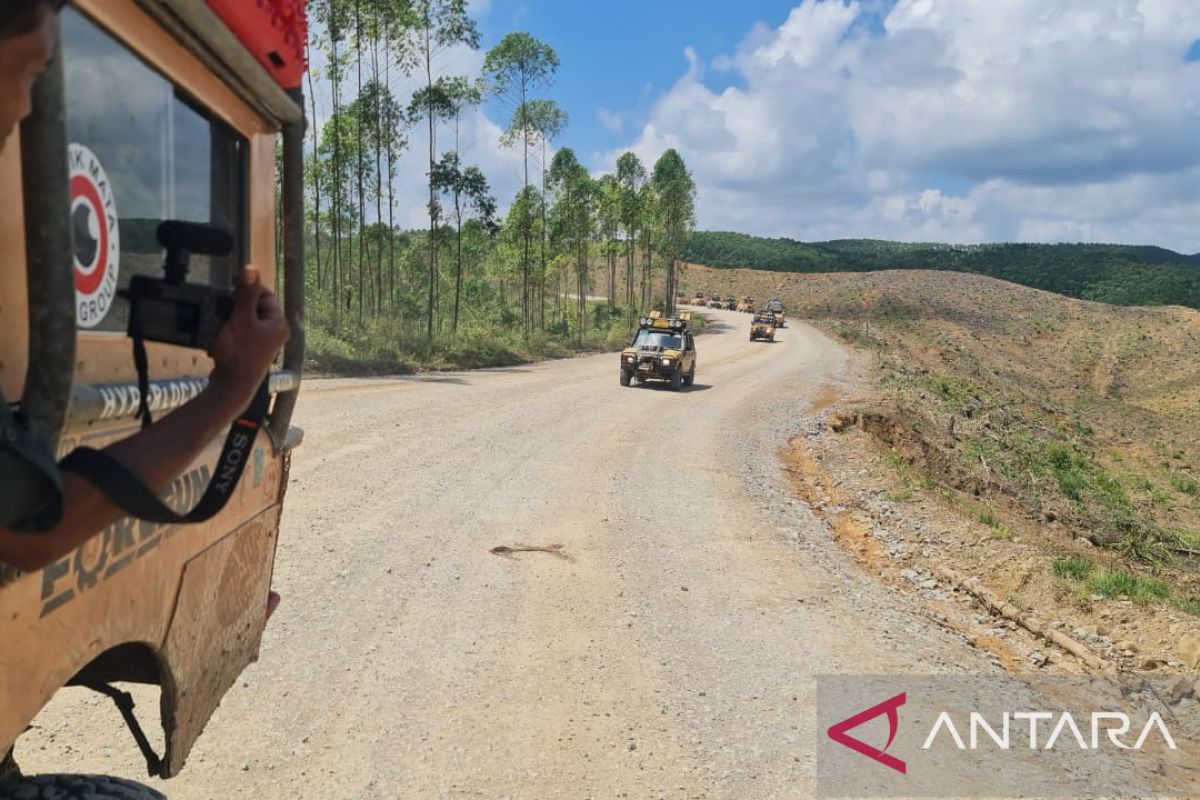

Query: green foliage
[1170,473,1199,496]
[683,232,1200,311]
[1052,555,1094,581]
[1084,568,1170,602]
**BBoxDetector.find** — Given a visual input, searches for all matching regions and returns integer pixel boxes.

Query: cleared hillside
[683,232,1200,309]
[686,264,1200,654]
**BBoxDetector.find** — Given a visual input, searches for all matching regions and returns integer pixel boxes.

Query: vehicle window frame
[60,6,251,338]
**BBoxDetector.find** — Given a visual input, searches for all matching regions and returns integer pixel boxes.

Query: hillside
[683,231,1200,309]
[685,264,1200,667]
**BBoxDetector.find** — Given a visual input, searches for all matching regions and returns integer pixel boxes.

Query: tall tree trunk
[425,21,436,344]
[354,0,366,326]
[306,39,321,294]
[642,237,652,310]
[540,136,548,331]
[330,37,343,321]
[626,233,635,317]
[520,80,530,336]
[385,39,396,314]
[453,201,463,334]
[372,36,384,317]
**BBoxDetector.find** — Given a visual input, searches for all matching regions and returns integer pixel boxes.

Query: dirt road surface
[21,309,989,798]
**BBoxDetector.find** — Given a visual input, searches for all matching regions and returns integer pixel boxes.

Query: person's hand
[208,267,290,417]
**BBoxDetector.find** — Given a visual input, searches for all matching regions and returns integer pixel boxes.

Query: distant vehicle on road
[766,299,787,327]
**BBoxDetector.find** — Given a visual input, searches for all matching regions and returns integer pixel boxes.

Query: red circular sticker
[68,143,120,329]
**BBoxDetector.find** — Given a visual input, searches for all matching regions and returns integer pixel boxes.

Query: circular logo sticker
[68,143,120,329]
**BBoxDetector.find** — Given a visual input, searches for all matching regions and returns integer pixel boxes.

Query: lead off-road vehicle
[750,311,777,342]
[0,1,308,796]
[620,312,696,391]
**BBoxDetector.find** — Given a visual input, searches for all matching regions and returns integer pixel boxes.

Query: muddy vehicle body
[736,297,755,313]
[620,313,697,391]
[766,299,787,327]
[0,1,307,795]
[705,293,723,309]
[750,312,777,342]
[690,291,706,307]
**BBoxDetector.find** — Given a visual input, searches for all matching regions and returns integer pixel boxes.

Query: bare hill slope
[686,263,1200,668]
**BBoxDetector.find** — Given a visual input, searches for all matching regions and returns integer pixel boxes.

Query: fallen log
[933,565,1109,671]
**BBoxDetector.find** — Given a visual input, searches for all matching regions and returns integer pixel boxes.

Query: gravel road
[21,309,990,798]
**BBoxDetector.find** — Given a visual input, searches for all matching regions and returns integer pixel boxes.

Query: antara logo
[826,692,907,774]
[826,691,1179,777]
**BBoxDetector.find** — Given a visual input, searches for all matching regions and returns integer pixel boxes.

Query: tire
[0,775,165,800]
[683,366,695,387]
[620,369,632,387]
[670,368,683,392]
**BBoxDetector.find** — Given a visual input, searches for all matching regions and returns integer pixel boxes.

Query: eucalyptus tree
[615,151,646,314]
[304,21,323,292]
[548,147,594,342]
[358,79,406,315]
[637,182,656,310]
[650,149,696,315]
[523,99,568,328]
[401,0,480,341]
[431,152,497,334]
[596,174,622,310]
[483,33,560,333]
[312,0,352,310]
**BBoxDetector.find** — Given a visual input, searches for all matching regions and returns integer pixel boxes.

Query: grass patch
[1170,473,1199,496]
[1172,596,1200,617]
[886,489,913,502]
[1052,555,1094,581]
[1084,568,1170,602]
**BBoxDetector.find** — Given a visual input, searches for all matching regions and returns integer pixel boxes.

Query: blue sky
[313,1,1200,251]
[474,0,808,163]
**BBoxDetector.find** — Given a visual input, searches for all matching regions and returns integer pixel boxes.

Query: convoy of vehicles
[750,311,778,342]
[0,1,307,796]
[620,312,697,391]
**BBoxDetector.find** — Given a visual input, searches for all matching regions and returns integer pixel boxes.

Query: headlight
[624,356,635,363]
[661,358,673,367]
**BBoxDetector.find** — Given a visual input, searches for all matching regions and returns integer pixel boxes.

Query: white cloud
[601,0,1200,252]
[597,107,625,134]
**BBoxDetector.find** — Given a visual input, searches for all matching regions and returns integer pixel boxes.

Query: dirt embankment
[686,264,1200,673]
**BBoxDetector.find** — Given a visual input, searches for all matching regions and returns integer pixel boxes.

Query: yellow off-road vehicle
[766,299,787,327]
[750,311,777,342]
[0,1,307,796]
[620,312,696,391]
[736,296,755,313]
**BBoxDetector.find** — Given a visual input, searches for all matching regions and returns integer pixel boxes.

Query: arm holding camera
[0,268,289,572]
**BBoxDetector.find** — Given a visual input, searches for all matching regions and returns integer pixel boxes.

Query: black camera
[122,221,235,351]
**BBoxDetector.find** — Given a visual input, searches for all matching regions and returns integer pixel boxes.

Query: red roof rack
[205,0,308,90]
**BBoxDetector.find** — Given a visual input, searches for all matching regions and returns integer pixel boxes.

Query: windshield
[754,315,775,324]
[632,330,683,349]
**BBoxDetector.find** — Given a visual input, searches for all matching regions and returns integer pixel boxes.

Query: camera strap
[60,299,271,524]
[61,380,269,525]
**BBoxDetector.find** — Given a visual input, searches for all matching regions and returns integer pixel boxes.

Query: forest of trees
[296,0,696,372]
[683,232,1200,311]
